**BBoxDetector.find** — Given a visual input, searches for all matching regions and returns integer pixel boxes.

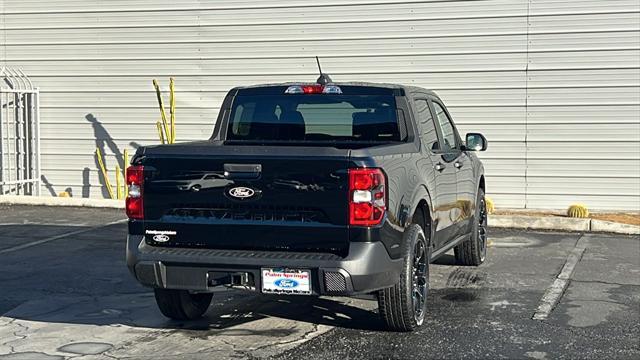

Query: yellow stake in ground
[169,77,176,144]
[153,79,171,144]
[115,165,122,200]
[156,121,166,144]
[153,78,177,144]
[96,148,115,200]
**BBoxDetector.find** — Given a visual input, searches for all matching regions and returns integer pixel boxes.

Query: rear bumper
[126,235,403,296]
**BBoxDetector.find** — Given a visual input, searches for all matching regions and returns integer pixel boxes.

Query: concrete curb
[490,214,640,235]
[0,195,124,209]
[590,219,640,235]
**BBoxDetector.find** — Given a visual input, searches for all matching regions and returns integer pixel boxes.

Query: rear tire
[454,188,488,266]
[153,288,213,321]
[377,224,429,332]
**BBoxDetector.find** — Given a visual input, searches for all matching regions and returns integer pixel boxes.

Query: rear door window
[414,99,439,151]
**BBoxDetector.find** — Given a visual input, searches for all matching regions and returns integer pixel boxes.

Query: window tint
[414,99,439,151]
[227,94,401,142]
[432,102,457,151]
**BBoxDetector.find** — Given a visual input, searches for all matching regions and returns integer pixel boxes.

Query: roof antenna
[315,56,333,85]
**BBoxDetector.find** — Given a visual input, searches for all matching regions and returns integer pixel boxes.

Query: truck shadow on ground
[4,291,385,332]
[4,286,491,335]
[197,294,386,332]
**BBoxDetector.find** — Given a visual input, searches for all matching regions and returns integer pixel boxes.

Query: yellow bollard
[115,165,122,200]
[156,121,166,144]
[124,148,129,167]
[122,149,129,199]
[153,79,171,142]
[169,77,176,144]
[96,148,115,199]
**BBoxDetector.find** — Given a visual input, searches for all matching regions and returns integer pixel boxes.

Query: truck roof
[232,81,439,98]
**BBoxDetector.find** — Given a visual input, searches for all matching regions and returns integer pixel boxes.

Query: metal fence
[0,67,40,196]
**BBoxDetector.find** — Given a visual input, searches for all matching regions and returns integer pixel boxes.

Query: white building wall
[1,0,638,210]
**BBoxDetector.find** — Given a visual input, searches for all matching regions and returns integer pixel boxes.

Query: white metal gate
[0,67,40,196]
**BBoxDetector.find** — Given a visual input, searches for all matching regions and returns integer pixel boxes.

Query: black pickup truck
[126,78,488,331]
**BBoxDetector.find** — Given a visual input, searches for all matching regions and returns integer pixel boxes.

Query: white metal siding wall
[526,0,640,210]
[1,0,638,210]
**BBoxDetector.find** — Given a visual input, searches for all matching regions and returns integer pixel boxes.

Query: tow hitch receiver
[208,271,254,288]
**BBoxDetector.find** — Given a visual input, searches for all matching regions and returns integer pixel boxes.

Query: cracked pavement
[0,205,638,359]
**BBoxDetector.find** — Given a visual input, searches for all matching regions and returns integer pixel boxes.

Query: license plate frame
[261,268,312,295]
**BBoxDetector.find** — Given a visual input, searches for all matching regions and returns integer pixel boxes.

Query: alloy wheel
[478,198,488,261]
[412,238,428,325]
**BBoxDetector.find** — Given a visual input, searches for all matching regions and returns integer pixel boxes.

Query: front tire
[154,288,213,321]
[377,224,429,332]
[454,188,488,266]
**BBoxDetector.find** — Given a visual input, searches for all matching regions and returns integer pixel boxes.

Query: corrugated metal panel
[0,0,638,210]
[526,0,640,210]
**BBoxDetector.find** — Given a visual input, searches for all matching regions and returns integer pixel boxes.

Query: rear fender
[406,185,434,229]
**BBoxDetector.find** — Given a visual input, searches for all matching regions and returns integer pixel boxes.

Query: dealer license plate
[261,268,312,295]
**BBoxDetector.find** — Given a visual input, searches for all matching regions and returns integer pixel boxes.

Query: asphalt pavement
[0,205,638,359]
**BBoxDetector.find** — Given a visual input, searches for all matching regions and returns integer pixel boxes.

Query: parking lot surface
[0,205,638,359]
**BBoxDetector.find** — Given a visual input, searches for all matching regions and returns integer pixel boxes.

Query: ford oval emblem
[228,186,255,199]
[274,279,299,288]
[153,234,170,242]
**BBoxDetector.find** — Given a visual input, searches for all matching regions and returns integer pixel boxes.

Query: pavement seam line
[0,222,93,227]
[532,235,589,321]
[0,219,127,254]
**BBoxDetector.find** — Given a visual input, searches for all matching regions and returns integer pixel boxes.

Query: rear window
[226,89,402,142]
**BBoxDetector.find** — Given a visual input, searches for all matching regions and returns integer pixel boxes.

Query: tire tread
[154,288,212,321]
[377,224,428,332]
[454,189,486,266]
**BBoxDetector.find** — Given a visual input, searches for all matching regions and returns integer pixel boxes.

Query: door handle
[434,163,446,172]
[454,161,463,169]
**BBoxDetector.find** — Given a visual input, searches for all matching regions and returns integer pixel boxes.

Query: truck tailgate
[141,145,350,256]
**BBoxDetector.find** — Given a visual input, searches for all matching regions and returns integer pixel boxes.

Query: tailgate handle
[223,164,262,179]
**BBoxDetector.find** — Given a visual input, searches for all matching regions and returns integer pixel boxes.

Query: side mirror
[465,133,487,152]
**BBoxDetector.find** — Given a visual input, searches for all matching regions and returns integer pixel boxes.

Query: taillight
[126,165,144,219]
[349,168,386,226]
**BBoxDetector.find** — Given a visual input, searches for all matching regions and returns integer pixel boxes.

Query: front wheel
[454,188,488,266]
[154,288,213,321]
[377,224,429,332]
